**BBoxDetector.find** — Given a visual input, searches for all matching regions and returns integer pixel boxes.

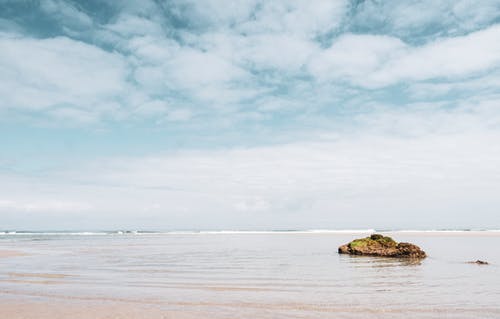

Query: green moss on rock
[348,234,396,249]
[338,234,426,258]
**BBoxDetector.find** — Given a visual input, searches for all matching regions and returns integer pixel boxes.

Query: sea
[1,230,499,318]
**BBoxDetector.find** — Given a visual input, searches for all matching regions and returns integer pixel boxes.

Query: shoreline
[2,230,500,236]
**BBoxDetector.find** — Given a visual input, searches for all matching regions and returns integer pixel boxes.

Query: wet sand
[0,299,203,319]
[2,296,500,319]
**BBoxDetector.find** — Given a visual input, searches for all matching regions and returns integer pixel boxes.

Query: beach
[1,231,500,318]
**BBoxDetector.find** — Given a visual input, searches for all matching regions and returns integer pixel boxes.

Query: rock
[338,234,426,258]
[467,260,489,265]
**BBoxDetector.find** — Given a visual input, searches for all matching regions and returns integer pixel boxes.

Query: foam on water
[2,229,500,237]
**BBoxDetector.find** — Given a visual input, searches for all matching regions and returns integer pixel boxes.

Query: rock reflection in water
[341,254,423,268]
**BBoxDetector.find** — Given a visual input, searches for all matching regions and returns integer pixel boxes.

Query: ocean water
[1,231,499,318]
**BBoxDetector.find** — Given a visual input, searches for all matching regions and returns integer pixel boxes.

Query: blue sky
[1,0,500,230]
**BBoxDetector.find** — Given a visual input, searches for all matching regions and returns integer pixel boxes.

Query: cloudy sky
[1,0,500,230]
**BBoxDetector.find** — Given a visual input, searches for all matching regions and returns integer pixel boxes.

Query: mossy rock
[338,234,426,258]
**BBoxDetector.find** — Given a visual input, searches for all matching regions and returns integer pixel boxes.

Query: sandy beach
[0,299,205,319]
[2,298,500,319]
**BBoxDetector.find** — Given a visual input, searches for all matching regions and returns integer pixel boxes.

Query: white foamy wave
[0,231,17,235]
[0,231,108,236]
[304,229,376,234]
[158,229,377,235]
[382,229,500,233]
[2,229,499,236]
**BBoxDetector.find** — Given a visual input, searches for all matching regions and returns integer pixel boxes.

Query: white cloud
[408,72,500,100]
[2,0,499,128]
[235,0,347,37]
[48,107,100,124]
[308,34,406,84]
[134,100,169,116]
[0,34,128,116]
[382,24,500,83]
[128,36,179,64]
[309,24,500,88]
[2,126,500,229]
[2,97,500,229]
[207,32,319,72]
[132,45,255,109]
[0,198,91,213]
[167,49,247,87]
[165,108,192,122]
[168,0,347,37]
[350,0,500,39]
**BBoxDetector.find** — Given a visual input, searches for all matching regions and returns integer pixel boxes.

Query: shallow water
[1,232,499,318]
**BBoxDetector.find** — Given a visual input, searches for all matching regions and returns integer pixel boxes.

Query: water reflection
[1,233,499,319]
[340,254,423,267]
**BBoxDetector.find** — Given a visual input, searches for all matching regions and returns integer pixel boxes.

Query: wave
[380,229,500,233]
[157,229,377,235]
[0,231,139,236]
[160,229,500,234]
[1,229,500,236]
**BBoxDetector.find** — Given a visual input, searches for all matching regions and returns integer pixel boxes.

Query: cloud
[0,34,128,119]
[2,124,500,229]
[2,96,500,229]
[165,0,347,37]
[204,32,319,72]
[1,0,499,128]
[235,0,347,37]
[308,34,406,84]
[382,25,500,82]
[309,24,500,88]
[0,198,91,213]
[1,0,500,230]
[348,0,500,41]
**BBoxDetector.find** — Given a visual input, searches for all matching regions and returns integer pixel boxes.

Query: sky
[1,0,500,230]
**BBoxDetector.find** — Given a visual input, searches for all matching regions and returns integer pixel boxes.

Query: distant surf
[1,229,500,236]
